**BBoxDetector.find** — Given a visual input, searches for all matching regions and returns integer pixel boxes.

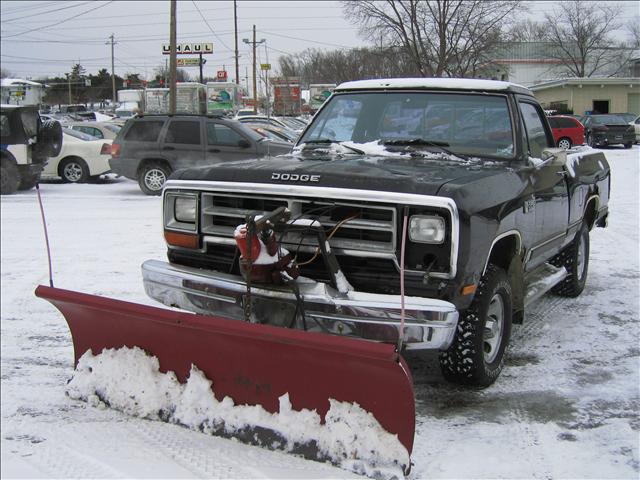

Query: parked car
[243,122,298,143]
[1,104,62,194]
[547,115,585,149]
[237,116,300,139]
[633,116,640,144]
[41,128,112,183]
[275,116,307,133]
[67,121,122,140]
[234,108,258,118]
[109,114,292,195]
[582,114,635,148]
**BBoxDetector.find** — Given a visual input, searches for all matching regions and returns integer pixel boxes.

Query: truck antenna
[35,183,55,287]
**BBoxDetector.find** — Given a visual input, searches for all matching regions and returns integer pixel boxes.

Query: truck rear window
[124,120,165,142]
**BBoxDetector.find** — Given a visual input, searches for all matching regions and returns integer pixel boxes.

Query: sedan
[41,129,112,183]
[582,114,635,148]
[547,115,585,149]
[243,122,298,143]
[67,121,122,140]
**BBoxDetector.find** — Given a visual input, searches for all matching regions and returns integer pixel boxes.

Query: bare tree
[0,68,13,79]
[342,0,523,78]
[626,17,640,48]
[506,19,546,43]
[543,1,622,77]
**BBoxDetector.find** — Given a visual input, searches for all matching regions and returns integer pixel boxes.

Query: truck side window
[520,102,551,159]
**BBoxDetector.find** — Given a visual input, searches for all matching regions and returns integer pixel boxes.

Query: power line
[3,1,115,38]
[1,0,94,23]
[191,0,233,52]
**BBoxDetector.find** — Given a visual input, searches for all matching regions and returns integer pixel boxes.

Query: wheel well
[137,159,171,177]
[584,197,598,230]
[485,234,520,275]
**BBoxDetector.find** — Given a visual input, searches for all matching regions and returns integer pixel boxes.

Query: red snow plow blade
[35,285,415,459]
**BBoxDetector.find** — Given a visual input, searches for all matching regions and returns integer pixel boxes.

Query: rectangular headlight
[164,192,198,232]
[409,215,445,244]
[175,196,196,223]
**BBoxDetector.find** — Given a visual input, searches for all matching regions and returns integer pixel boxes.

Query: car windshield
[63,128,97,141]
[298,91,515,159]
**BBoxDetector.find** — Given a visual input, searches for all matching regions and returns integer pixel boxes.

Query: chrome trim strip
[483,230,522,276]
[525,231,566,264]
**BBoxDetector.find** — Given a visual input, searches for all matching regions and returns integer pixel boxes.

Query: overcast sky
[1,0,639,83]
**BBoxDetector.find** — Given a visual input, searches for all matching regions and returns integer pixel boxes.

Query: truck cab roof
[335,78,533,96]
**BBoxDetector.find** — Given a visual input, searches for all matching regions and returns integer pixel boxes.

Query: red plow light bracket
[35,285,416,468]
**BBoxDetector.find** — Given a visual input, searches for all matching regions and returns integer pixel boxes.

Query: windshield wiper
[382,138,469,160]
[303,139,365,155]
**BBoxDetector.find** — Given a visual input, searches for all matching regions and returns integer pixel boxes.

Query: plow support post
[35,285,416,456]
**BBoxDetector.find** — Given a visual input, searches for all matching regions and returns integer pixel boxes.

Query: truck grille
[200,192,396,254]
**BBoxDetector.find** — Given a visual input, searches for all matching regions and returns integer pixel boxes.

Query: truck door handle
[163,146,175,151]
[208,148,220,153]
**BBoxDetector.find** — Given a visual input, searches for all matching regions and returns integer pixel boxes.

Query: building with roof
[529,78,640,116]
[1,78,45,106]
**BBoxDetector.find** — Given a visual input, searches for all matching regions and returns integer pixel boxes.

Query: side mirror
[529,148,567,168]
[238,139,250,148]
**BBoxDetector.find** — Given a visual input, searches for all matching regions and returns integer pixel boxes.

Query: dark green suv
[109,114,292,195]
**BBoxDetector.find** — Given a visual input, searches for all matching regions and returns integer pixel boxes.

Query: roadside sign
[177,58,206,67]
[217,71,228,81]
[162,43,213,55]
[260,63,271,71]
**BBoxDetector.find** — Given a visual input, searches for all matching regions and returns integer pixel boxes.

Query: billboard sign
[162,43,213,55]
[177,58,206,67]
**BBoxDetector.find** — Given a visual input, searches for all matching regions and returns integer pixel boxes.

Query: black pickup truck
[141,78,610,387]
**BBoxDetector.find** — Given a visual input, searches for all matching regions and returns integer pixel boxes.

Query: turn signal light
[164,230,199,249]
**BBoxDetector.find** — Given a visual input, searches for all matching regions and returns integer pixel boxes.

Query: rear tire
[439,265,512,387]
[60,157,90,183]
[138,161,171,195]
[1,158,20,195]
[550,223,589,297]
[624,142,632,149]
[557,137,572,150]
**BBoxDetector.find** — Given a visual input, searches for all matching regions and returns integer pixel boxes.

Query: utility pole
[106,34,117,107]
[234,0,239,85]
[243,25,264,114]
[169,0,177,114]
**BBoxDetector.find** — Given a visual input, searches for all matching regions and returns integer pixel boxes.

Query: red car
[547,115,585,149]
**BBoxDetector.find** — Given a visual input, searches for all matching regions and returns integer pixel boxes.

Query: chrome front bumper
[142,259,459,350]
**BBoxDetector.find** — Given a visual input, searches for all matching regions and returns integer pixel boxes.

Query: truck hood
[171,151,515,197]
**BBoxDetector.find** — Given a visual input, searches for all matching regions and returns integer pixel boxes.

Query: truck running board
[524,263,568,308]
[35,285,415,471]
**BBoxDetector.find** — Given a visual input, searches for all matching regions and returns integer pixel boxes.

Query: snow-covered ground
[1,146,639,479]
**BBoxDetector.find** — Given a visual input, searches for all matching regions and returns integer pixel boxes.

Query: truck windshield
[299,91,515,159]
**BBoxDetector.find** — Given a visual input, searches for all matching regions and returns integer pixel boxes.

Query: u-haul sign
[162,43,213,55]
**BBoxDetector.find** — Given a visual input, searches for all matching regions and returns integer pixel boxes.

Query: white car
[41,129,112,183]
[634,116,640,144]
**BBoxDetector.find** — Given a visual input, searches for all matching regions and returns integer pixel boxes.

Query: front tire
[550,223,590,297]
[439,265,512,387]
[1,158,20,195]
[138,161,171,195]
[60,157,89,183]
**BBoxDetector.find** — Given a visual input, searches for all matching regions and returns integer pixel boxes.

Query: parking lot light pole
[169,0,177,114]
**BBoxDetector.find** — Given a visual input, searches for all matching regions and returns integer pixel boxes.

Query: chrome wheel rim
[144,169,166,191]
[576,231,587,282]
[484,293,505,364]
[63,163,83,182]
[558,139,571,149]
